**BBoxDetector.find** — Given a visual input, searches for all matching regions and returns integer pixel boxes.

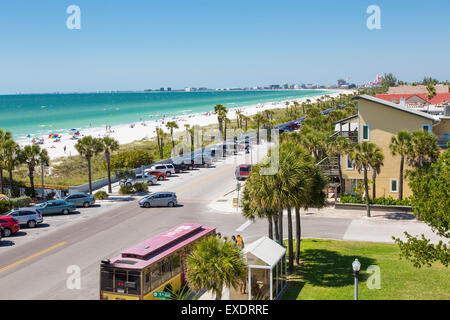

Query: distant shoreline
[0,88,334,96]
[13,89,349,160]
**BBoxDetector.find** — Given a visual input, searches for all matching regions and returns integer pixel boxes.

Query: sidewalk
[208,189,242,214]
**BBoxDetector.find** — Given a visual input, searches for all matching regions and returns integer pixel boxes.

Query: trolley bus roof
[107,223,215,270]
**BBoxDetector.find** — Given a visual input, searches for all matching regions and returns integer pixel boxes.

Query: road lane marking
[176,167,235,194]
[236,220,253,232]
[0,241,67,274]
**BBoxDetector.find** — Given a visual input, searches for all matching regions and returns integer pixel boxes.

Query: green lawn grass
[282,239,449,300]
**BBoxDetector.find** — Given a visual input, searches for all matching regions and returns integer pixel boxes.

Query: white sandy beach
[18,90,350,160]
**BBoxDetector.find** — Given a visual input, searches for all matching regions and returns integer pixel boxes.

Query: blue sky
[0,0,449,94]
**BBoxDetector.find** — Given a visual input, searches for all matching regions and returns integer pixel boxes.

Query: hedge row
[340,195,411,206]
[0,196,33,214]
[119,182,148,195]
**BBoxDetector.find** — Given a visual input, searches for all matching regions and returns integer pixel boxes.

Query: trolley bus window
[151,263,162,290]
[143,269,151,294]
[172,254,181,277]
[100,267,114,292]
[161,258,172,283]
[127,271,141,295]
[115,270,127,294]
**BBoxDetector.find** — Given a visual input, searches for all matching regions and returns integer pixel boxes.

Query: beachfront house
[330,95,450,199]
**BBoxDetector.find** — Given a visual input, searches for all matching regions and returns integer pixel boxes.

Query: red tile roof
[376,93,450,105]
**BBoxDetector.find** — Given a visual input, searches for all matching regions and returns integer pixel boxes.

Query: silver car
[5,208,44,228]
[138,192,178,208]
[119,173,157,187]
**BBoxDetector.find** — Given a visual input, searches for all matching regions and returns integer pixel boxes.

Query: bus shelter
[242,236,287,300]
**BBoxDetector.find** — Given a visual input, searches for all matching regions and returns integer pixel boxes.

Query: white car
[149,164,176,177]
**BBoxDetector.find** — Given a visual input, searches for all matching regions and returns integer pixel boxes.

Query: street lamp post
[352,258,361,300]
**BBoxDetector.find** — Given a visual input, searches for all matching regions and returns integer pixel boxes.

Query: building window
[346,155,354,170]
[362,124,370,141]
[421,124,431,133]
[390,179,399,193]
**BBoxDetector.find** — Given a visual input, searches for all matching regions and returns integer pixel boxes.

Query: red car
[144,170,167,181]
[0,216,20,237]
[235,164,252,181]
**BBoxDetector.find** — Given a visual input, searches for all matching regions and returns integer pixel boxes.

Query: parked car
[149,164,175,176]
[138,192,178,208]
[64,192,96,208]
[170,163,190,173]
[5,208,43,228]
[0,216,20,237]
[119,173,157,187]
[144,170,167,181]
[235,164,252,181]
[0,226,3,242]
[34,200,77,216]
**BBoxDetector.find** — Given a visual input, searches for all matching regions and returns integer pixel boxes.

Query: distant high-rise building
[337,79,347,87]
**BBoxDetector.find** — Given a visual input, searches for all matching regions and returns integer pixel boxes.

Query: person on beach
[231,235,237,244]
[64,145,66,153]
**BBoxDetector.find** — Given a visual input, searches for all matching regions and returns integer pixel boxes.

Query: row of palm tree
[390,129,440,200]
[0,129,49,197]
[242,134,327,271]
[75,136,119,194]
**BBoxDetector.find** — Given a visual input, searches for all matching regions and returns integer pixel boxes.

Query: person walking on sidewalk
[236,235,244,249]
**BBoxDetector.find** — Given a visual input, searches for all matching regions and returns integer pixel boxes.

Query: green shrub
[0,200,11,214]
[9,196,32,209]
[119,185,134,195]
[47,192,56,200]
[133,182,148,193]
[340,194,412,206]
[110,150,153,170]
[94,191,109,200]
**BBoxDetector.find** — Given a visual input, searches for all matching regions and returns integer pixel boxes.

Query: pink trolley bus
[100,223,216,300]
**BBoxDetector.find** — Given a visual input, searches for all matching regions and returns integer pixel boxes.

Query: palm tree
[19,145,49,197]
[100,137,119,193]
[214,104,228,137]
[235,111,242,129]
[426,84,437,101]
[223,117,231,142]
[241,115,250,132]
[75,136,104,194]
[166,121,179,149]
[350,142,383,217]
[184,124,195,151]
[0,129,12,194]
[3,140,20,193]
[186,237,247,300]
[241,186,276,240]
[253,113,265,145]
[389,130,412,200]
[406,130,439,168]
[369,148,384,199]
[155,128,164,159]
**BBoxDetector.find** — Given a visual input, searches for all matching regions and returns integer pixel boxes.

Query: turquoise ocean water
[0,90,330,140]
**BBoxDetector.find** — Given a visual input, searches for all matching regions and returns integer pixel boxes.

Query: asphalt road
[0,144,384,299]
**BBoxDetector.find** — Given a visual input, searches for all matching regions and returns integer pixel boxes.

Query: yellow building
[337,95,449,199]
